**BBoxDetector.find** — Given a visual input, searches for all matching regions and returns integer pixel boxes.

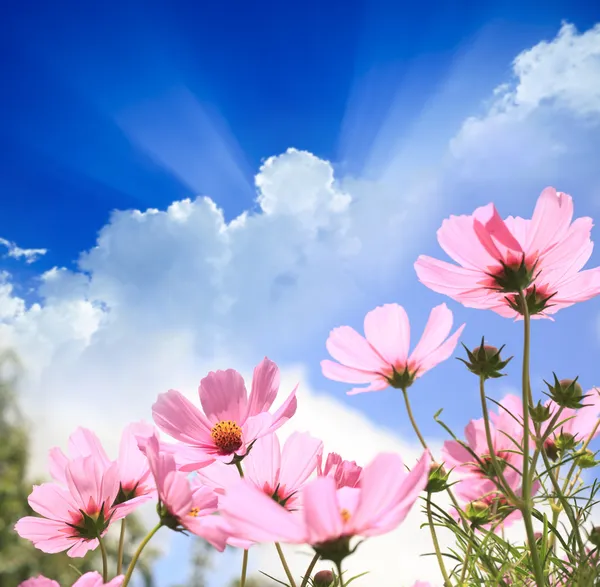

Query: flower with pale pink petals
[415,187,600,318]
[48,423,156,518]
[219,450,431,562]
[442,395,526,503]
[18,578,59,587]
[321,303,464,394]
[138,432,229,550]
[197,431,322,511]
[15,456,120,557]
[317,451,362,488]
[72,573,124,587]
[152,357,297,471]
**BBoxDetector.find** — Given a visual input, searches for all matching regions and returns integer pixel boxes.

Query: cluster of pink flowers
[14,187,600,586]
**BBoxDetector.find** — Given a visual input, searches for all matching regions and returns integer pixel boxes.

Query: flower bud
[426,462,450,493]
[530,401,551,424]
[458,338,512,380]
[464,500,491,526]
[575,449,598,469]
[555,432,578,453]
[544,439,559,462]
[588,527,600,548]
[544,374,585,409]
[313,570,336,587]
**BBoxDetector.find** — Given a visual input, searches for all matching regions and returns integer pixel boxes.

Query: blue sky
[2,1,600,586]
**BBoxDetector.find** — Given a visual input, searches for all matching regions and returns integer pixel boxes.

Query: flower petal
[363,304,410,367]
[199,369,248,425]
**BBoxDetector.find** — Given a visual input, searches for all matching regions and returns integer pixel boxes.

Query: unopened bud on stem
[313,569,336,587]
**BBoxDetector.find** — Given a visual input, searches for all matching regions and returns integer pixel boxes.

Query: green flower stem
[560,416,600,496]
[402,387,427,450]
[240,549,248,587]
[335,561,345,587]
[98,535,109,583]
[300,553,320,587]
[539,447,585,556]
[478,375,519,504]
[234,461,249,587]
[529,407,564,478]
[518,290,546,587]
[458,539,473,585]
[121,523,162,587]
[426,492,452,587]
[117,518,126,576]
[275,542,297,587]
[403,385,508,584]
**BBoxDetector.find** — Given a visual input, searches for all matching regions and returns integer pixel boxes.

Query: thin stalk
[234,462,249,586]
[117,518,127,576]
[561,417,600,495]
[426,493,452,587]
[530,407,564,480]
[300,553,321,587]
[459,540,473,585]
[121,523,162,587]
[518,290,546,587]
[335,561,345,587]
[402,387,427,450]
[98,535,108,583]
[540,448,585,556]
[479,375,519,504]
[403,384,508,584]
[240,549,248,587]
[275,542,297,587]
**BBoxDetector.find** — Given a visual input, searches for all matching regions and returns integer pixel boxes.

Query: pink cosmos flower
[219,451,431,552]
[542,390,600,456]
[18,578,59,587]
[321,303,465,394]
[442,396,525,503]
[72,573,124,587]
[317,451,362,488]
[415,187,600,319]
[152,357,298,470]
[138,432,229,550]
[15,456,120,557]
[48,423,156,517]
[453,480,540,532]
[197,431,322,511]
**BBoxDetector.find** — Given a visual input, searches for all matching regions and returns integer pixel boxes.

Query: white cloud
[1,19,600,587]
[449,22,600,182]
[0,236,47,263]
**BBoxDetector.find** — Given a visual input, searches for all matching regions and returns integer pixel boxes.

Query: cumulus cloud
[449,22,600,182]
[0,236,47,263]
[1,19,599,587]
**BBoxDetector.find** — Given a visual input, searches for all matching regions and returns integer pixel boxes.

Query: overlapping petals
[219,451,431,546]
[48,423,156,518]
[198,431,322,510]
[15,456,120,557]
[138,432,230,551]
[415,187,600,318]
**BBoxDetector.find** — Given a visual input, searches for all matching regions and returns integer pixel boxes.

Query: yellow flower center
[211,420,243,454]
[340,508,351,523]
[189,507,200,517]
